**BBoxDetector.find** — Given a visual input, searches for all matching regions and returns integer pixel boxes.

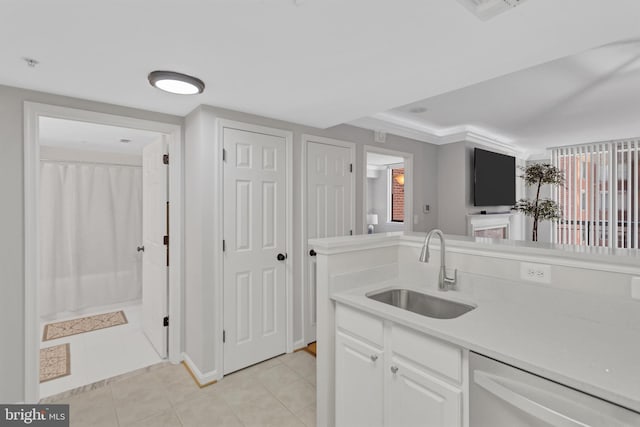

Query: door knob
[277,253,288,261]
[137,246,145,252]
[309,249,317,257]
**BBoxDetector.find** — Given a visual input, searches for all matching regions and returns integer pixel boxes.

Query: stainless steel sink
[367,288,475,319]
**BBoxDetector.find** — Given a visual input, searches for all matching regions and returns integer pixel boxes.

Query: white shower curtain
[39,161,143,317]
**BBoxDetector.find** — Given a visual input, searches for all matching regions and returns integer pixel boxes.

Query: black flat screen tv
[474,148,516,206]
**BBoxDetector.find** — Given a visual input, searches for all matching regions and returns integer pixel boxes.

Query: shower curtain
[39,161,143,317]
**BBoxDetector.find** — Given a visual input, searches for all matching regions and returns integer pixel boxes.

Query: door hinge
[223,240,226,252]
[349,163,353,173]
[163,235,169,245]
[223,149,227,162]
[163,154,169,165]
[223,330,226,343]
[163,316,169,327]
[350,230,353,235]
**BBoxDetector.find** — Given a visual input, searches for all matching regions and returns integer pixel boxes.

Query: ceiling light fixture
[148,71,205,95]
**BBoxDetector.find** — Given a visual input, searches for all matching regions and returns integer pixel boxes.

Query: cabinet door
[386,357,462,427]
[335,331,384,427]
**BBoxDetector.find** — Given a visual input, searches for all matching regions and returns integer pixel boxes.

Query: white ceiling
[367,152,404,166]
[2,1,640,129]
[39,117,163,155]
[353,39,640,158]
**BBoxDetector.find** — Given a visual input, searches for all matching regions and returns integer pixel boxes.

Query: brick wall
[391,168,404,222]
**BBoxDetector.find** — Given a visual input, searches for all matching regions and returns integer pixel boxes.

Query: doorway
[363,146,414,234]
[302,135,355,345]
[24,103,183,402]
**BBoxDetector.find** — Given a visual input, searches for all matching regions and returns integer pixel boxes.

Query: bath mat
[40,343,70,383]
[43,310,128,341]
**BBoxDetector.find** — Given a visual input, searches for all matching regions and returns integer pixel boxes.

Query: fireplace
[467,213,513,240]
[474,226,508,239]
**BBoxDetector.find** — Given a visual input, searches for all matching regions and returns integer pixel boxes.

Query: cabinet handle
[390,366,398,374]
[370,355,378,362]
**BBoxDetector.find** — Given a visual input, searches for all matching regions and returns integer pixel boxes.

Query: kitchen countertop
[311,232,640,274]
[332,281,640,414]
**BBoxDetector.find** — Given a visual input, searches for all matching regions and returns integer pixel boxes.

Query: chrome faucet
[419,229,457,291]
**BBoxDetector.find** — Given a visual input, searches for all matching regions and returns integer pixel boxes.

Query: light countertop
[310,232,640,273]
[332,282,640,413]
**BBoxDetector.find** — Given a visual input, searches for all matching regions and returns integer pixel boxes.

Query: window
[552,140,640,249]
[389,167,404,223]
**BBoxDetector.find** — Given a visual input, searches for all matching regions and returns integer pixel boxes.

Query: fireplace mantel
[467,213,514,239]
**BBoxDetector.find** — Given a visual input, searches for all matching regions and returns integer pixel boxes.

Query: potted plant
[512,163,565,242]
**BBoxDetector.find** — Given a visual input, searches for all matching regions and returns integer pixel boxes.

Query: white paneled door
[223,127,287,374]
[306,140,353,343]
[142,137,168,358]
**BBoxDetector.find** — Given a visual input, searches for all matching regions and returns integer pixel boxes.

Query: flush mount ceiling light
[148,71,205,95]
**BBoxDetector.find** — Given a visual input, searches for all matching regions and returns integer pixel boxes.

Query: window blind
[551,140,640,249]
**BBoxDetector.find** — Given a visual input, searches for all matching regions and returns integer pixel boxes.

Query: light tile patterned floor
[50,350,317,427]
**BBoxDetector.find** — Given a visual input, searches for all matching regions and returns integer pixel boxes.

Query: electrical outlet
[520,262,551,284]
[631,277,640,300]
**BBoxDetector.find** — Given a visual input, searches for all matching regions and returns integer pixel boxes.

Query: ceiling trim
[350,112,530,158]
[350,116,439,144]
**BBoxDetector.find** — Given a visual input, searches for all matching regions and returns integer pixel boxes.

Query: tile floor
[49,350,317,427]
[40,303,163,398]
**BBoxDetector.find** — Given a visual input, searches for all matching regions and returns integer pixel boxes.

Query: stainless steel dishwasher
[469,352,640,427]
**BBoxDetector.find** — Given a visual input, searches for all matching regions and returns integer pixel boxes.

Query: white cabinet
[386,357,462,427]
[335,331,384,427]
[335,304,466,427]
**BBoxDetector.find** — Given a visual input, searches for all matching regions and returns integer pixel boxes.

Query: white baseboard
[293,339,306,351]
[182,352,220,386]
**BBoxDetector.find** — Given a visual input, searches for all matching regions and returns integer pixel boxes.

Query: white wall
[183,108,219,374]
[182,105,440,377]
[437,142,467,234]
[0,84,182,403]
[367,171,387,230]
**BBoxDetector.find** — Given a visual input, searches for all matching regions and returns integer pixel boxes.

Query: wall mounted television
[474,148,516,206]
